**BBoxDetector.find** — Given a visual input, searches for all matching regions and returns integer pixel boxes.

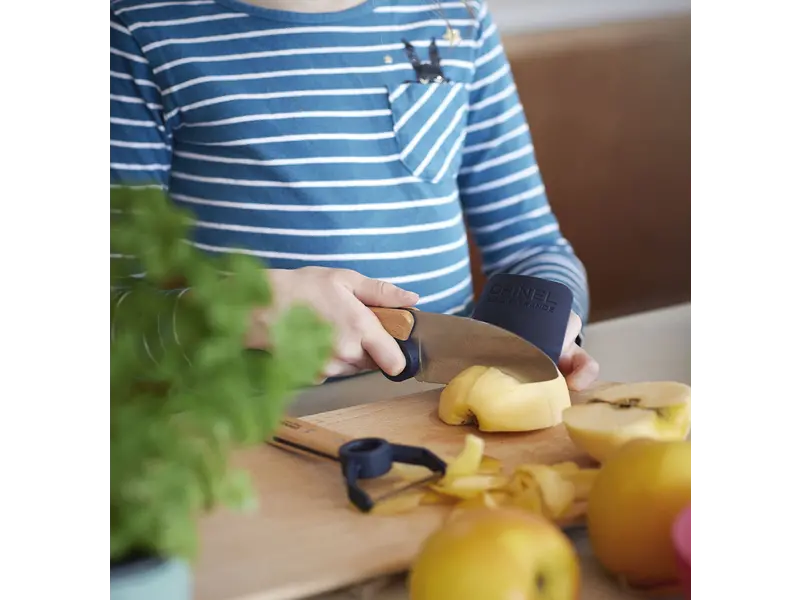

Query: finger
[332,337,380,374]
[361,332,407,376]
[558,349,575,376]
[347,354,379,373]
[565,348,600,391]
[335,336,367,365]
[351,276,419,308]
[358,310,407,376]
[244,307,270,350]
[562,311,583,355]
[322,359,368,379]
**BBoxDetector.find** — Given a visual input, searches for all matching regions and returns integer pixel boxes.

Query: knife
[368,307,560,384]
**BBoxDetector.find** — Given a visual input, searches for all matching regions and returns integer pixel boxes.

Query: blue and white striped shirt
[110,0,590,320]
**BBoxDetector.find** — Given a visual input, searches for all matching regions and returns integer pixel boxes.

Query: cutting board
[194,383,617,600]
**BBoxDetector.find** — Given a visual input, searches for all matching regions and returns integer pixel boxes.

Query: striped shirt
[110,0,590,321]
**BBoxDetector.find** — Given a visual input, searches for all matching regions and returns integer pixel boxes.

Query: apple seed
[587,397,642,408]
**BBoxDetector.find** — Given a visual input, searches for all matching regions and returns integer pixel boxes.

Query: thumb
[352,277,419,308]
[562,311,583,355]
[565,348,600,391]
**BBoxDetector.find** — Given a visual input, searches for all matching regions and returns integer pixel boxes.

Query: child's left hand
[559,311,600,391]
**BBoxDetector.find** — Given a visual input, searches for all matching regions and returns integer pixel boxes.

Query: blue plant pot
[110,556,190,600]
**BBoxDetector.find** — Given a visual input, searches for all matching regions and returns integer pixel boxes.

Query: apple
[587,439,691,588]
[439,366,572,432]
[408,507,580,600]
[562,381,691,463]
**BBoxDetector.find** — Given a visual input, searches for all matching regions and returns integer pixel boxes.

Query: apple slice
[563,382,691,463]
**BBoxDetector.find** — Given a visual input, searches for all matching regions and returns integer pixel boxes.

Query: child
[110,0,599,389]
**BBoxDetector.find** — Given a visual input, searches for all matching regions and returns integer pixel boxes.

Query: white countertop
[582,302,691,385]
[489,0,691,36]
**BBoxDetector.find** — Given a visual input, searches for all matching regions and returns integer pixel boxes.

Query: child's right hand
[246,267,419,381]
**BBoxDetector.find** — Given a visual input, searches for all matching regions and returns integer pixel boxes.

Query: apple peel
[442,433,485,481]
[518,465,576,519]
[368,435,598,524]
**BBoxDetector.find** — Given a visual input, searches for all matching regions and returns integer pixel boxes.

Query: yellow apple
[439,365,572,432]
[562,381,691,463]
[408,508,580,600]
[587,439,691,588]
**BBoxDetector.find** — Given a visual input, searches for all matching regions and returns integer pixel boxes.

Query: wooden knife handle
[368,307,416,341]
[268,417,353,461]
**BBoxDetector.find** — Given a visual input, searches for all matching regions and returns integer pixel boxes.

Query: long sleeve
[458,3,590,323]
[111,9,188,351]
[110,9,178,188]
[111,8,180,286]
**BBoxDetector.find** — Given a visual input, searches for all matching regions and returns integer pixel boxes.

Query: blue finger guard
[471,274,573,364]
[382,334,421,383]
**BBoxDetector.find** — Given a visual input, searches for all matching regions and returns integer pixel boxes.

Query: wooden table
[282,303,690,599]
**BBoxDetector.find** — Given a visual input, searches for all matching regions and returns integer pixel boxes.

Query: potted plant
[110,186,332,600]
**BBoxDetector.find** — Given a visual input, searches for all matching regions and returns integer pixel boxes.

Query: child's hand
[247,267,418,380]
[558,311,600,391]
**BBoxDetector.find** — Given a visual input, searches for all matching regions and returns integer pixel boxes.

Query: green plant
[111,186,333,563]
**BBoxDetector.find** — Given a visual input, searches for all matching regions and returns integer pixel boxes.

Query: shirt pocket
[387,82,469,184]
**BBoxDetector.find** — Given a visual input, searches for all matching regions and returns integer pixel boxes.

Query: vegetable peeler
[268,417,447,513]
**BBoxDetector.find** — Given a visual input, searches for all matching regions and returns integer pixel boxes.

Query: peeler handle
[268,417,352,462]
[268,417,448,514]
[368,307,422,383]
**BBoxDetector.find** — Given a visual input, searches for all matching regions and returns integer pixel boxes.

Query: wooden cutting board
[194,383,619,600]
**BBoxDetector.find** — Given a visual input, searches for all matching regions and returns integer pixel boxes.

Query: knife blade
[369,308,559,384]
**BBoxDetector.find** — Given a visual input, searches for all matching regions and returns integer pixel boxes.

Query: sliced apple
[438,366,489,426]
[563,381,691,463]
[438,365,572,432]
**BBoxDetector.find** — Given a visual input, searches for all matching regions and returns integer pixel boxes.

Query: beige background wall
[469,14,691,323]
